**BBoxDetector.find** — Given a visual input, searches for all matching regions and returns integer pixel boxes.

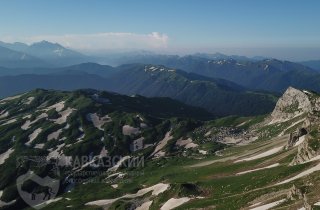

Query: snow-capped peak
[144,65,175,72]
[54,48,64,57]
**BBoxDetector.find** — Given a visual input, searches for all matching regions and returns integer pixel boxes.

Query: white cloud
[17,32,169,51]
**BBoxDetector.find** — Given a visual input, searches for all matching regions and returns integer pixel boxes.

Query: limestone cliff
[265,87,320,165]
[270,87,311,124]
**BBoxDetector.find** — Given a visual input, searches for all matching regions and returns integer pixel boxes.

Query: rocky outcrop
[270,87,311,123]
[286,127,308,149]
[265,87,320,165]
[287,185,312,210]
[290,137,318,165]
[303,194,312,210]
[287,184,303,200]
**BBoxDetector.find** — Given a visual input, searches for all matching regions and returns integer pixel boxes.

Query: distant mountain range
[0,40,92,67]
[162,58,318,92]
[1,40,320,117]
[0,63,277,117]
[0,45,47,68]
[103,64,277,116]
[300,60,320,71]
[95,53,320,93]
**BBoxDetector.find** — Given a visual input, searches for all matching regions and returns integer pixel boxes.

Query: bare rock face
[303,194,312,210]
[270,87,311,123]
[268,87,320,165]
[287,185,312,210]
[286,128,308,149]
[287,184,303,200]
[290,138,318,165]
[289,116,320,165]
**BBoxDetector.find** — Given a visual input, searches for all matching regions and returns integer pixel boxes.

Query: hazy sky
[1,0,319,60]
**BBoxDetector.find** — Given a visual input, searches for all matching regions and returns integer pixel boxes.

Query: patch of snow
[294,135,306,147]
[176,138,198,149]
[111,184,118,189]
[314,201,320,206]
[34,143,45,149]
[0,111,9,119]
[237,163,280,175]
[151,131,172,157]
[76,133,85,143]
[304,155,320,163]
[99,147,108,158]
[0,94,24,102]
[34,197,62,209]
[144,144,154,149]
[23,114,32,119]
[154,151,166,158]
[136,115,144,121]
[86,113,111,130]
[249,202,262,207]
[44,101,65,112]
[303,90,312,95]
[1,118,17,126]
[51,108,75,124]
[122,125,140,136]
[149,66,157,71]
[57,154,72,167]
[0,148,14,165]
[53,48,64,57]
[106,172,126,179]
[279,118,305,136]
[160,197,190,210]
[25,128,42,146]
[275,163,320,185]
[108,156,131,172]
[249,199,286,210]
[25,97,35,105]
[85,183,169,207]
[47,143,65,160]
[47,129,62,141]
[235,146,283,163]
[237,120,250,127]
[198,150,208,155]
[204,131,211,137]
[21,113,48,130]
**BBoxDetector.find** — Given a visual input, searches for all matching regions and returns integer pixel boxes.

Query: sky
[0,0,319,61]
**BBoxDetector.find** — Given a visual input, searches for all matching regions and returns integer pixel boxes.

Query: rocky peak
[270,87,312,123]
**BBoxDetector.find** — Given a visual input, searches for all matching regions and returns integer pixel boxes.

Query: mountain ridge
[0,63,278,117]
[1,87,320,209]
